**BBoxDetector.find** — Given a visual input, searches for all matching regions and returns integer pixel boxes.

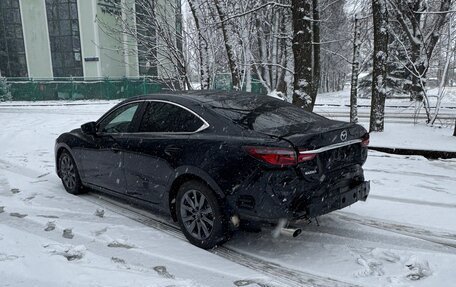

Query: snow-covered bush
[0,76,12,101]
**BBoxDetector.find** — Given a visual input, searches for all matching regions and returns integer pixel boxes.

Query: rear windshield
[205,96,325,132]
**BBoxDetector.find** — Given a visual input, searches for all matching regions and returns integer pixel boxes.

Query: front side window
[98,103,139,133]
[139,102,204,133]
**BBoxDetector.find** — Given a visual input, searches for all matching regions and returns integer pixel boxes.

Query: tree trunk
[276,12,288,96]
[454,120,456,136]
[292,0,313,111]
[213,0,241,91]
[370,0,388,132]
[311,0,321,109]
[350,16,361,124]
[187,0,210,89]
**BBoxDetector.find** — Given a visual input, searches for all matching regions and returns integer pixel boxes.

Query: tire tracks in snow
[81,193,362,287]
[335,212,456,248]
[368,194,456,209]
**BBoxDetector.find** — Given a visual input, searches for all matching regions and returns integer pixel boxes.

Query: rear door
[123,101,207,203]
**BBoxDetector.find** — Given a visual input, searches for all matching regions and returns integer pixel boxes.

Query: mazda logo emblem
[340,130,348,141]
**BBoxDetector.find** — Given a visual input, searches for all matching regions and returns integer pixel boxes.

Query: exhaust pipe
[272,219,302,238]
[280,227,302,238]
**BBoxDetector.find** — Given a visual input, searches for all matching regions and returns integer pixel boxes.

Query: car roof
[123,91,271,105]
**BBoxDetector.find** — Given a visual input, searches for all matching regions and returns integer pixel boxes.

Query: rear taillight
[361,133,370,147]
[244,146,297,166]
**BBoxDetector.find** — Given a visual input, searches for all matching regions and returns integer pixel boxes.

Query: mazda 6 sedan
[55,92,370,249]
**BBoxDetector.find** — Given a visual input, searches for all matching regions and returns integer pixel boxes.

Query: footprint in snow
[37,172,50,178]
[10,188,20,194]
[23,194,36,202]
[93,227,108,236]
[234,280,276,287]
[153,266,175,279]
[44,244,85,261]
[0,206,4,213]
[405,257,432,281]
[107,240,134,249]
[44,221,56,232]
[62,228,74,239]
[355,255,384,277]
[371,249,401,263]
[94,209,105,218]
[0,253,20,262]
[111,257,127,264]
[10,212,27,218]
[37,214,59,219]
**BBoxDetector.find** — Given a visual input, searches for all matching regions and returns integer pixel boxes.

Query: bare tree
[247,0,292,97]
[388,0,453,102]
[431,17,455,125]
[97,0,189,90]
[213,0,242,90]
[187,0,211,89]
[350,15,361,124]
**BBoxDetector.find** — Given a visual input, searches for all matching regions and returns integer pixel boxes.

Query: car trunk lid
[259,119,366,150]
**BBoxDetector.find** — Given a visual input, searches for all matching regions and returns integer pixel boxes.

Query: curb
[368,146,456,159]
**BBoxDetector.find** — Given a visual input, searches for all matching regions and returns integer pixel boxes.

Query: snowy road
[1,103,456,287]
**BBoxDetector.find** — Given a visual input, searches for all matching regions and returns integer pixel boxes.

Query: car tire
[176,180,229,249]
[59,150,85,195]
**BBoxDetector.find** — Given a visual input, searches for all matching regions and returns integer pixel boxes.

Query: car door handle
[164,145,182,156]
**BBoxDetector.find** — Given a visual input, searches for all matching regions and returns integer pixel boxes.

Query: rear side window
[139,102,204,133]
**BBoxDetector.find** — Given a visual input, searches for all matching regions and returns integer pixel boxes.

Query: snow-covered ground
[1,102,456,287]
[314,89,456,152]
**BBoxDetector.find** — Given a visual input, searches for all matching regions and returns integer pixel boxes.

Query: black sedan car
[55,92,370,249]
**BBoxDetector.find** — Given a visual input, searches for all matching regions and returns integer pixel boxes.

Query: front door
[81,102,142,194]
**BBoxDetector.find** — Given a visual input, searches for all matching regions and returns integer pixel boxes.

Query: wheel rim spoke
[200,220,210,238]
[201,216,214,227]
[182,215,194,223]
[192,190,198,209]
[196,221,202,238]
[181,205,193,213]
[200,207,212,215]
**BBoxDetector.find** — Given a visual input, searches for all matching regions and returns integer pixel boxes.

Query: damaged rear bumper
[235,180,370,224]
[306,181,370,218]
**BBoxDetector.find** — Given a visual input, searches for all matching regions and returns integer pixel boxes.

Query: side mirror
[81,121,98,135]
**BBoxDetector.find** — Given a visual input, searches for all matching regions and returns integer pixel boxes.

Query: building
[0,0,180,80]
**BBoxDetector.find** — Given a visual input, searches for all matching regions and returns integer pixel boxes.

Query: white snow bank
[368,123,456,152]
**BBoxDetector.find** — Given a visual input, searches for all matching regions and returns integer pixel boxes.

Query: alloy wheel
[60,154,76,190]
[180,189,215,240]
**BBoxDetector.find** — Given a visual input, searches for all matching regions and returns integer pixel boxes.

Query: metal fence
[7,77,164,101]
[5,76,267,101]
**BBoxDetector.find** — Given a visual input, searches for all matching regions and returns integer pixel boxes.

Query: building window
[45,0,83,78]
[136,0,158,76]
[0,0,28,77]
